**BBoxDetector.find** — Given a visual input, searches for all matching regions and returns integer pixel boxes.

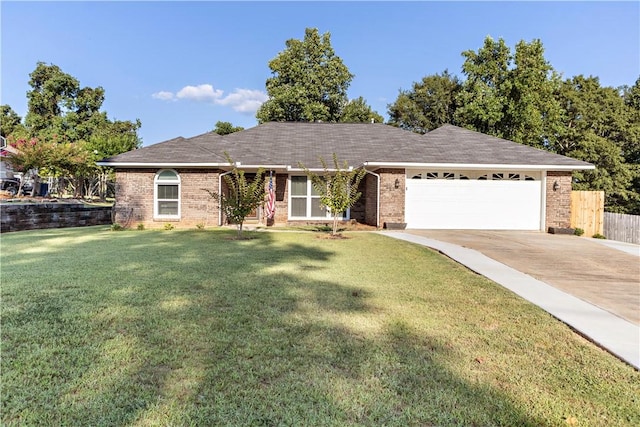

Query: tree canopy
[3,62,141,199]
[340,97,384,123]
[388,71,461,133]
[387,36,640,214]
[256,28,382,124]
[213,121,244,135]
[257,28,354,123]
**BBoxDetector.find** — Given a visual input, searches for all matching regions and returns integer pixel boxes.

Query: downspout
[218,170,233,226]
[364,169,381,229]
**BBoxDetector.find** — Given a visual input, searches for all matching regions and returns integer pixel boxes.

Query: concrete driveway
[404,230,640,325]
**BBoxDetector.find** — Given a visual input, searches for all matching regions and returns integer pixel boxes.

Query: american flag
[266,172,275,219]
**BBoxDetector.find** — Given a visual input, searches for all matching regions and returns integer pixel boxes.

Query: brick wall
[378,168,405,227]
[349,178,367,224]
[364,173,378,227]
[114,168,221,229]
[545,171,573,229]
[272,173,288,225]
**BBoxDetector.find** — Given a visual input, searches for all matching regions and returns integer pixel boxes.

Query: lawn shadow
[2,229,548,425]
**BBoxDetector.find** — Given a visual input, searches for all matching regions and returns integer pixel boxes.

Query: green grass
[1,227,638,426]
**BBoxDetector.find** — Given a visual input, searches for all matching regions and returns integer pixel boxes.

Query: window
[154,169,180,219]
[289,176,346,219]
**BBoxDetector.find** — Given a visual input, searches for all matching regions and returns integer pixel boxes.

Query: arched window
[154,169,180,219]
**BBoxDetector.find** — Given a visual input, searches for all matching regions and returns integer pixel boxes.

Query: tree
[17,62,141,199]
[339,97,384,123]
[5,136,54,196]
[203,155,266,238]
[554,75,639,212]
[503,39,564,148]
[299,153,366,236]
[1,105,25,138]
[454,36,512,137]
[387,70,461,133]
[213,121,245,135]
[256,28,354,123]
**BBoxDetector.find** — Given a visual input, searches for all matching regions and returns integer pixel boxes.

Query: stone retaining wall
[0,203,113,233]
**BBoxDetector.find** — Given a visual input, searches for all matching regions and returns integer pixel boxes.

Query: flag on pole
[266,171,275,219]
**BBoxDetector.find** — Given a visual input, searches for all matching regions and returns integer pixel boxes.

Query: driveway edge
[380,231,640,370]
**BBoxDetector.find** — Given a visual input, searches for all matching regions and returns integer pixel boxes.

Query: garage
[405,170,543,230]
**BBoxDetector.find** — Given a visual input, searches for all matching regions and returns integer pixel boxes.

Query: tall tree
[454,36,512,137]
[554,75,638,212]
[387,70,461,133]
[504,39,564,148]
[256,28,354,123]
[15,62,141,199]
[339,97,384,123]
[213,121,244,135]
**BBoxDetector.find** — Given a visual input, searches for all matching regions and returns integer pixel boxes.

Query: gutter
[96,162,231,168]
[361,161,595,171]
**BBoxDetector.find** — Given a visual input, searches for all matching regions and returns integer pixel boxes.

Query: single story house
[98,122,594,231]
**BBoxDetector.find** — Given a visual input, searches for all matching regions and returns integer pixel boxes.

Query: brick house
[98,123,594,230]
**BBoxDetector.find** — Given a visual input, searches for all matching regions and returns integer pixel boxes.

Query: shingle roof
[101,122,593,170]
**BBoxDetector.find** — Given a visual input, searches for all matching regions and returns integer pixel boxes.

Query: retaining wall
[0,203,113,233]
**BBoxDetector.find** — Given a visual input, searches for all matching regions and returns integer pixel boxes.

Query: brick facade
[545,171,573,229]
[114,168,575,231]
[114,168,220,229]
[364,173,378,227]
[377,168,405,227]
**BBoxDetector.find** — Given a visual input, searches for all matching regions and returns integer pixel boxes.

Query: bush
[592,233,606,239]
[574,228,584,236]
[110,223,124,231]
[137,223,145,231]
[164,223,175,231]
[196,223,205,230]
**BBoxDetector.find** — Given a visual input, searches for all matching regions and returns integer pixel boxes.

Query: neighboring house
[98,123,594,230]
[0,136,19,179]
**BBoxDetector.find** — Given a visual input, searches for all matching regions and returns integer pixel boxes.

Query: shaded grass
[1,226,639,426]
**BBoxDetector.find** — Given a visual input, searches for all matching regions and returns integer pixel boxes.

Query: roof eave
[96,162,230,168]
[96,161,291,171]
[362,162,595,171]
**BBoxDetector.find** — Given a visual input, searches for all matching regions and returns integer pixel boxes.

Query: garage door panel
[406,180,542,230]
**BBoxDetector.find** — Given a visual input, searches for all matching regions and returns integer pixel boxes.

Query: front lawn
[1,227,638,426]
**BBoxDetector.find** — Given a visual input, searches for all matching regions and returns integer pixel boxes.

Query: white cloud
[152,91,175,101]
[152,84,268,113]
[176,84,223,102]
[216,89,269,113]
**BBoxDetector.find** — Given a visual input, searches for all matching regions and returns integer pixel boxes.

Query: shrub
[137,223,145,231]
[196,223,205,230]
[110,223,124,231]
[574,228,584,236]
[592,233,606,239]
[164,223,175,231]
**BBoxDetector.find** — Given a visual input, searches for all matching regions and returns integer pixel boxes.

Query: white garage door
[405,172,542,230]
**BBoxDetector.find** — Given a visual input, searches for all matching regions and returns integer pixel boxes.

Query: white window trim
[288,175,349,220]
[154,169,181,220]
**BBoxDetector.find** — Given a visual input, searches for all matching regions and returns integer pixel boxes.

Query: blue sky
[2,1,639,146]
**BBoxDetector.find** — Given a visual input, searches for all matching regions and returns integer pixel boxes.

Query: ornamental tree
[299,153,367,236]
[204,155,266,238]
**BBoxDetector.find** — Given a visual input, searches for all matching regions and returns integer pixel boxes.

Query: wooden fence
[604,212,640,244]
[570,191,604,237]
